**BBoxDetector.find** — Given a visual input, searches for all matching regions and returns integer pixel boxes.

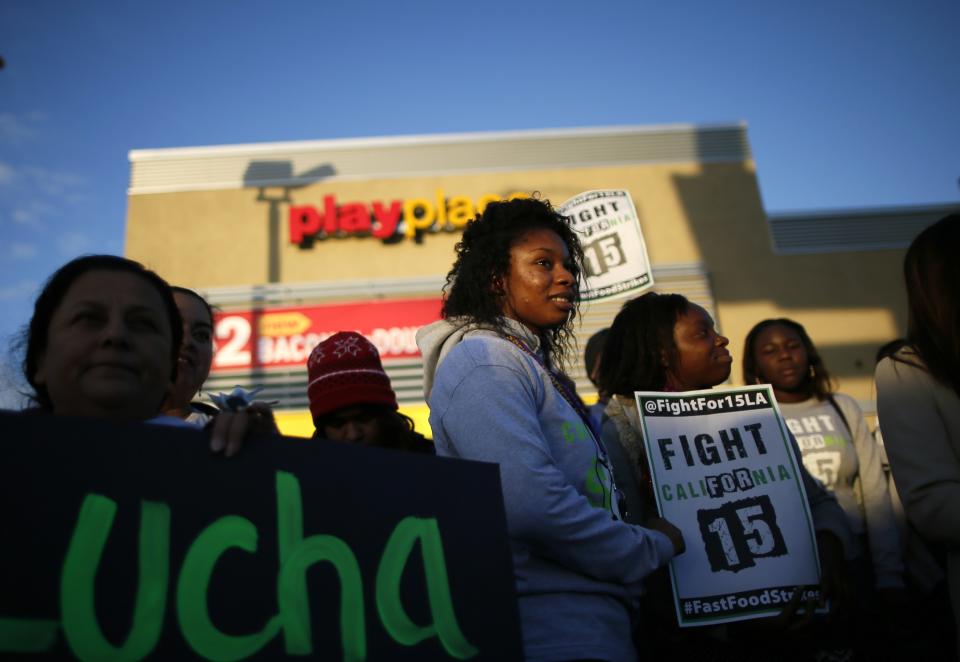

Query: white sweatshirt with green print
[780,394,904,588]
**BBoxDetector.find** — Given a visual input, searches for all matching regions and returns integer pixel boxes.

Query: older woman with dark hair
[19,255,269,455]
[417,197,682,662]
[875,213,960,652]
[23,255,182,421]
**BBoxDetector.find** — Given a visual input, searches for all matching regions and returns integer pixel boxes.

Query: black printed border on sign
[678,584,822,625]
[638,390,773,418]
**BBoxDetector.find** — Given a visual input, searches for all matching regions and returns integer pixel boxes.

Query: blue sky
[1,0,958,399]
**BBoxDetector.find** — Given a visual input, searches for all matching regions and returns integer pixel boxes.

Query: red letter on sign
[289,206,322,244]
[372,200,403,239]
[323,195,339,234]
[339,203,372,233]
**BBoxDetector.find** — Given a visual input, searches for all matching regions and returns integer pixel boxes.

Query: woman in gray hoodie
[416,197,683,662]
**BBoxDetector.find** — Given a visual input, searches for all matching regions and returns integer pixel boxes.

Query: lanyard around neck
[503,334,601,442]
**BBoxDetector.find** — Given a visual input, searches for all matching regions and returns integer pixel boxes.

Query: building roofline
[128,121,748,162]
[767,201,959,255]
[768,201,958,221]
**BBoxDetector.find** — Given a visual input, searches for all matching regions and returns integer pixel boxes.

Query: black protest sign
[0,413,521,661]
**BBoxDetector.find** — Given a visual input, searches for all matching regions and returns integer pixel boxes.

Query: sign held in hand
[558,189,654,302]
[636,386,821,626]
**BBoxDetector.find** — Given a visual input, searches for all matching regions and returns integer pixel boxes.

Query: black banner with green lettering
[0,412,521,660]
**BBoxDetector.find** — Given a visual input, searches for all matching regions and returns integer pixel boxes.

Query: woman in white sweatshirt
[875,213,960,653]
[742,318,904,594]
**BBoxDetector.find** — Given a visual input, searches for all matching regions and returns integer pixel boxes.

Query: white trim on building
[128,123,752,195]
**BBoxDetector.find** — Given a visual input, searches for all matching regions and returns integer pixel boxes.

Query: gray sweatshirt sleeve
[437,362,675,595]
[876,358,960,548]
[837,394,904,588]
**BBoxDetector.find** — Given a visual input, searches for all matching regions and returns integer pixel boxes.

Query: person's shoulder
[436,334,548,402]
[602,394,631,422]
[831,392,864,413]
[191,401,220,416]
[401,431,435,454]
[777,396,817,413]
[876,347,928,385]
[450,332,533,369]
[602,396,641,436]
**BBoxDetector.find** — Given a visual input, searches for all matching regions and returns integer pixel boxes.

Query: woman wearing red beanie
[307,331,432,453]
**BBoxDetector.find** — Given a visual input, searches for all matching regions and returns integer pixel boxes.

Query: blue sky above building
[1,0,958,398]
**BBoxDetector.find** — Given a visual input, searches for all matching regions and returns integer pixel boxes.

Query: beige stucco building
[125,124,952,435]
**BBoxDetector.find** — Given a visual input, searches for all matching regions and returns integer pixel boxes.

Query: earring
[808,365,815,378]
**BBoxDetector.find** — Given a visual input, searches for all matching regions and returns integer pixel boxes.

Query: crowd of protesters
[4,196,958,661]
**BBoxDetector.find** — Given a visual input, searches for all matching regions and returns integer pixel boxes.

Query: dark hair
[597,292,691,396]
[900,214,960,397]
[875,338,908,364]
[23,255,182,410]
[170,286,215,328]
[379,410,434,453]
[584,328,609,388]
[314,404,434,453]
[742,318,833,400]
[441,196,584,370]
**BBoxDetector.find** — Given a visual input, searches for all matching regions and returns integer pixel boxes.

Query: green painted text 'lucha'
[0,471,477,662]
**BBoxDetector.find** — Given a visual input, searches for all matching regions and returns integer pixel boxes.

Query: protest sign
[0,413,521,660]
[558,189,653,302]
[635,386,821,626]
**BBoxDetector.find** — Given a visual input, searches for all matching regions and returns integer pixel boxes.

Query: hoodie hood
[416,316,541,400]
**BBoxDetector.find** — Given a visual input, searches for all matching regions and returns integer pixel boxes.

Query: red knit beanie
[307,331,398,421]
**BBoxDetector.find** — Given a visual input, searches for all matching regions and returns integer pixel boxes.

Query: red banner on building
[212,298,442,372]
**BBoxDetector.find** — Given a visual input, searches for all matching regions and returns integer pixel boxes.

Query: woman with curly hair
[417,196,683,662]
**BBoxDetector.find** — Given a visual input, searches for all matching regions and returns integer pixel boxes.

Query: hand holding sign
[645,517,686,555]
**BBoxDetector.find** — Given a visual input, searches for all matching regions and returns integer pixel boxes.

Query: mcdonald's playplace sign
[288,190,528,246]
